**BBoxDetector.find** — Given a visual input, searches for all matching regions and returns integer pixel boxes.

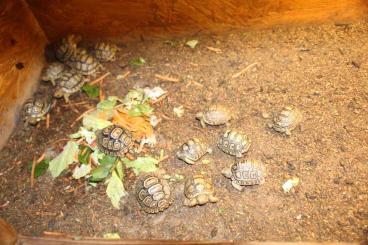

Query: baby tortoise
[91,42,118,62]
[23,97,51,126]
[54,70,87,102]
[218,130,251,158]
[66,49,102,76]
[97,125,133,157]
[222,159,265,191]
[41,62,65,86]
[55,34,81,63]
[176,138,212,164]
[136,174,174,214]
[196,104,232,128]
[184,174,219,207]
[269,106,302,136]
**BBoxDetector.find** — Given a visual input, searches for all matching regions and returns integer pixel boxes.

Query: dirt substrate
[0,21,368,242]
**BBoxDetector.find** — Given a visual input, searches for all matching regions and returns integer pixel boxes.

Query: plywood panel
[27,0,368,41]
[0,0,47,149]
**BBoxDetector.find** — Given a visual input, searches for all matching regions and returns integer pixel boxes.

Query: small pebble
[261,111,270,119]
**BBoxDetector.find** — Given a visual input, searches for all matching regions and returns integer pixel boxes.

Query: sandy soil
[0,21,367,242]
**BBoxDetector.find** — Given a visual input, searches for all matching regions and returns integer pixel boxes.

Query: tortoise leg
[200,119,206,128]
[184,158,195,165]
[208,195,219,203]
[63,94,70,103]
[231,181,244,191]
[184,198,197,207]
[197,195,209,205]
[235,152,243,158]
[50,79,56,87]
[285,129,291,136]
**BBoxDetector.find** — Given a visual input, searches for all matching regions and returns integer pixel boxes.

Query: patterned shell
[97,125,133,157]
[55,34,81,62]
[218,130,251,157]
[176,138,211,164]
[23,98,51,125]
[198,104,231,126]
[66,49,101,75]
[92,42,118,62]
[136,175,174,214]
[56,70,85,94]
[230,160,265,186]
[184,175,215,199]
[41,62,65,85]
[272,106,302,135]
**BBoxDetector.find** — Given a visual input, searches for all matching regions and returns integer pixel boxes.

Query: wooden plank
[16,235,362,245]
[0,218,17,245]
[26,0,368,42]
[0,0,47,149]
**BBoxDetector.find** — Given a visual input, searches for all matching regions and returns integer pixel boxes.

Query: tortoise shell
[41,62,65,86]
[56,70,85,94]
[224,160,265,189]
[218,130,251,158]
[196,104,231,127]
[136,174,174,214]
[176,138,212,164]
[23,97,51,125]
[97,125,133,157]
[184,174,218,206]
[55,34,81,63]
[66,49,101,75]
[91,42,118,62]
[271,106,302,135]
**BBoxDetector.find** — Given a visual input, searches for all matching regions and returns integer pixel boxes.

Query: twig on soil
[155,74,180,82]
[231,62,259,78]
[116,71,131,80]
[185,80,203,88]
[61,101,90,107]
[71,108,95,127]
[99,80,105,101]
[152,93,168,104]
[48,138,70,145]
[46,113,50,129]
[160,113,174,121]
[36,152,46,164]
[30,157,36,188]
[89,72,111,85]
[206,46,222,53]
[158,155,169,163]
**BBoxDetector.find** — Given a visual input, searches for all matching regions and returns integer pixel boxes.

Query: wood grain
[26,0,368,41]
[0,0,47,149]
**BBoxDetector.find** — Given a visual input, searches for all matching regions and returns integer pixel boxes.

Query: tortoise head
[53,88,64,99]
[195,112,203,119]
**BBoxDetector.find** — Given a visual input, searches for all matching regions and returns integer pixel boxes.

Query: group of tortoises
[22,34,118,125]
[22,34,303,214]
[95,104,302,214]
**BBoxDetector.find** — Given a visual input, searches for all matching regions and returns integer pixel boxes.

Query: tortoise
[136,174,174,214]
[176,138,212,164]
[23,97,51,126]
[53,70,87,102]
[269,106,302,136]
[184,174,219,207]
[40,62,65,86]
[196,104,232,128]
[55,34,81,63]
[218,129,251,158]
[91,42,118,62]
[222,159,265,191]
[96,125,134,157]
[66,49,102,76]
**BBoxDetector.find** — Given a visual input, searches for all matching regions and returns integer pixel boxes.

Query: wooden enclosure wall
[0,0,47,149]
[27,0,368,41]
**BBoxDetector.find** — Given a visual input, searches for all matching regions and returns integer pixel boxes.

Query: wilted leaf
[129,57,146,66]
[128,103,154,117]
[282,177,300,193]
[115,160,124,180]
[78,145,93,165]
[82,110,112,131]
[91,149,104,164]
[173,105,184,118]
[122,156,159,175]
[90,155,117,182]
[186,39,199,49]
[97,96,118,118]
[82,84,100,98]
[49,141,79,178]
[143,86,167,101]
[106,171,127,209]
[112,110,154,140]
[27,159,49,178]
[72,164,92,179]
[122,89,145,108]
[69,127,96,145]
